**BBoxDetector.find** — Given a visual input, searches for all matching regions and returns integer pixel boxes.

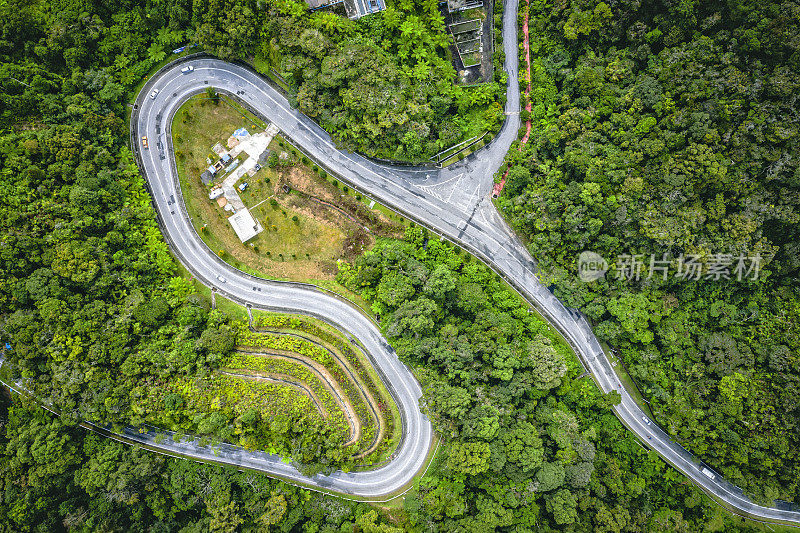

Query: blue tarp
[232,128,250,139]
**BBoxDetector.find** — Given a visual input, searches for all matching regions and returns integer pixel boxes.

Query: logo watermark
[578,251,609,282]
[577,252,762,282]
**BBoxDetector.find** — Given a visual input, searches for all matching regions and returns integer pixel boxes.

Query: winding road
[104,0,800,522]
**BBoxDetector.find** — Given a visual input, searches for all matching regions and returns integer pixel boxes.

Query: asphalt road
[122,0,800,521]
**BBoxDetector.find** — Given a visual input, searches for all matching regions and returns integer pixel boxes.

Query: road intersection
[119,0,800,522]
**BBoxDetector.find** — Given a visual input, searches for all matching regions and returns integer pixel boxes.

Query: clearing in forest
[171,93,403,300]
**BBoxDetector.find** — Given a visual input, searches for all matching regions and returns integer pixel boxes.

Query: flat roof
[228,208,263,243]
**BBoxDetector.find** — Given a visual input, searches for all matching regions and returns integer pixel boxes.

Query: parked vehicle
[141,136,148,149]
[181,66,194,74]
[238,182,248,192]
[149,88,159,99]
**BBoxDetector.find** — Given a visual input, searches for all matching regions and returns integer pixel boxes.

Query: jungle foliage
[0,397,405,533]
[261,0,504,160]
[337,228,763,530]
[497,0,800,504]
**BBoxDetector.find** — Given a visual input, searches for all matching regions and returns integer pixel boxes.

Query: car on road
[149,88,159,99]
[181,66,194,74]
[216,275,226,283]
[141,136,148,149]
[701,467,716,480]
[642,415,652,426]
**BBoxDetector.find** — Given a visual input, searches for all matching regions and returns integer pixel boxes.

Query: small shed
[200,170,214,185]
[209,188,224,200]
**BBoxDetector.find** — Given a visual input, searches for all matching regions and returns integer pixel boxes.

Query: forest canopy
[498,0,800,504]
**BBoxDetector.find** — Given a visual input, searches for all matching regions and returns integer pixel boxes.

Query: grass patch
[171,95,402,307]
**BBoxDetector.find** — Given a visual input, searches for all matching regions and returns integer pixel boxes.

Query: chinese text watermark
[578,252,762,282]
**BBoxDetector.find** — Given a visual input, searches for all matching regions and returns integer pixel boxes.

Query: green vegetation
[498,0,800,507]
[173,96,261,175]
[260,0,503,160]
[0,0,797,529]
[0,396,406,532]
[172,94,404,297]
[337,227,783,530]
[113,307,401,471]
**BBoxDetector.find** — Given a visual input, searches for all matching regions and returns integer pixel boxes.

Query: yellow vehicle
[141,136,148,149]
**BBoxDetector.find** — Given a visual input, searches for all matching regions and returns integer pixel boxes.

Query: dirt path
[253,327,388,456]
[233,349,363,447]
[219,370,327,416]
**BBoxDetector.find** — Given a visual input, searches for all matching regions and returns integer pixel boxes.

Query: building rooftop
[228,208,263,243]
[345,0,384,18]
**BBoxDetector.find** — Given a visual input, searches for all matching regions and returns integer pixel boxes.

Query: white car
[149,88,160,100]
[216,275,226,283]
[181,66,194,74]
[642,415,652,426]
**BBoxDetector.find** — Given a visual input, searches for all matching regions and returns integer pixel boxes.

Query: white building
[228,208,263,243]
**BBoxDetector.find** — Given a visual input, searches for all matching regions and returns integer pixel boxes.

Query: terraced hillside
[139,312,401,472]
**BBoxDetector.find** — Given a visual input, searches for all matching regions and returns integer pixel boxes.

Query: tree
[387,298,438,337]
[545,488,578,525]
[535,462,566,492]
[206,86,219,104]
[447,441,491,475]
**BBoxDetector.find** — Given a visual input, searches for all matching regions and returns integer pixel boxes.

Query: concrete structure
[304,0,382,18]
[448,0,482,12]
[342,0,384,19]
[227,208,263,242]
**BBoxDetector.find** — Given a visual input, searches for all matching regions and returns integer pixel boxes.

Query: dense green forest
[260,0,504,159]
[1,230,764,531]
[336,228,763,530]
[0,0,797,529]
[0,0,500,162]
[498,0,800,505]
[0,395,407,532]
